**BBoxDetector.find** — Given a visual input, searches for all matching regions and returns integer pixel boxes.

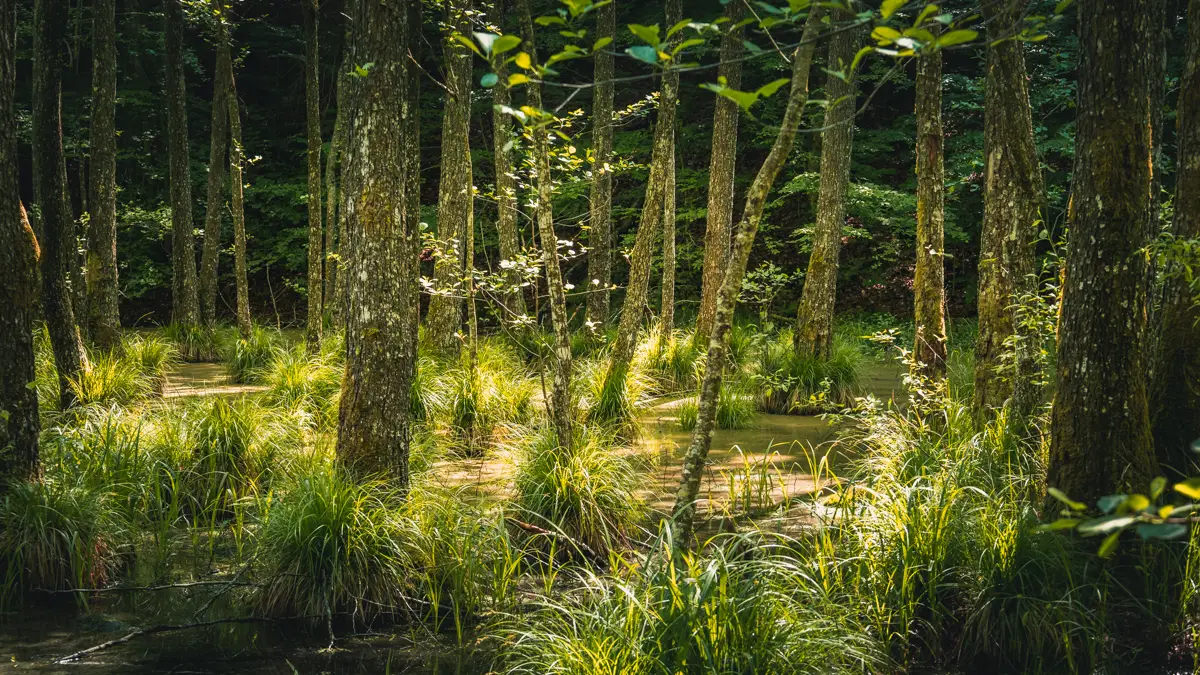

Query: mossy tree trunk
[332,10,364,330]
[519,0,573,446]
[303,0,323,352]
[912,44,947,380]
[584,0,615,328]
[1047,0,1161,506]
[426,0,474,353]
[660,132,676,334]
[694,0,743,346]
[672,8,824,545]
[1151,0,1200,473]
[0,0,40,488]
[324,41,346,327]
[335,0,421,485]
[85,0,120,347]
[164,0,201,328]
[224,49,252,339]
[490,5,526,320]
[199,4,231,328]
[33,0,89,408]
[793,18,859,359]
[973,0,1046,422]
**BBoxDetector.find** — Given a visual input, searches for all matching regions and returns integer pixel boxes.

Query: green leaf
[1037,518,1079,532]
[1097,494,1127,515]
[1175,478,1200,500]
[592,36,613,52]
[454,34,484,57]
[1135,523,1188,540]
[1124,494,1150,513]
[535,15,567,26]
[667,19,691,37]
[743,39,764,54]
[491,34,522,56]
[880,0,906,19]
[626,45,660,64]
[754,1,784,14]
[1054,0,1074,13]
[507,73,530,86]
[474,31,500,55]
[628,23,661,47]
[755,77,791,98]
[849,45,873,75]
[1077,515,1136,536]
[871,26,901,44]
[1048,487,1086,512]
[787,0,811,12]
[936,29,979,47]
[1098,531,1121,558]
[1151,476,1167,501]
[480,73,499,88]
[673,38,706,56]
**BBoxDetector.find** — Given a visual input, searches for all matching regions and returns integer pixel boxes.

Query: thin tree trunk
[323,44,344,327]
[1151,0,1200,473]
[425,0,474,352]
[303,0,323,352]
[85,0,120,347]
[490,6,526,320]
[660,131,676,334]
[598,0,681,417]
[912,44,947,380]
[695,0,743,345]
[793,19,859,359]
[974,0,1045,422]
[199,6,230,328]
[584,0,615,328]
[519,0,573,446]
[1047,0,1161,506]
[672,7,824,545]
[0,0,40,487]
[164,0,200,327]
[225,53,251,338]
[33,0,89,408]
[335,0,421,485]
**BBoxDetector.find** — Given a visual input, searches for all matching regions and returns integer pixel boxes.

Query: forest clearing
[2,0,1200,673]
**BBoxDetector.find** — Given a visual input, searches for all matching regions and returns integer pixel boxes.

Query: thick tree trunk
[199,8,231,328]
[598,0,681,414]
[660,132,676,333]
[85,0,120,347]
[1151,0,1200,473]
[335,0,421,485]
[225,57,251,338]
[0,0,40,487]
[584,0,615,328]
[425,0,473,353]
[912,45,947,380]
[695,0,743,345]
[164,0,200,327]
[793,19,859,359]
[33,0,89,408]
[974,0,1046,422]
[303,0,323,352]
[1047,0,1161,506]
[519,0,573,446]
[490,14,526,320]
[672,8,824,545]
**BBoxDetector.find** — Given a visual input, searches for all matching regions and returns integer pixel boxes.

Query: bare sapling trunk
[585,0,615,328]
[225,54,252,338]
[85,0,121,347]
[491,18,527,320]
[912,42,947,380]
[199,6,231,328]
[164,0,201,328]
[303,0,323,352]
[671,8,825,545]
[660,132,676,334]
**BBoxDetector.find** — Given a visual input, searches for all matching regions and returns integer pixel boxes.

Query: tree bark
[584,0,615,328]
[660,131,676,333]
[0,0,40,487]
[425,0,474,353]
[973,0,1046,422]
[598,0,681,415]
[335,0,421,485]
[33,0,89,408]
[793,19,859,359]
[912,43,947,380]
[672,8,824,545]
[1047,0,1161,506]
[85,0,120,347]
[695,0,743,345]
[1151,0,1200,473]
[199,5,231,328]
[323,43,345,327]
[519,0,573,446]
[490,4,526,320]
[303,0,323,352]
[224,51,251,338]
[164,0,201,327]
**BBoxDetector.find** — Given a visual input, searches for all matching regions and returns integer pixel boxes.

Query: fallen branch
[53,616,297,664]
[42,579,260,594]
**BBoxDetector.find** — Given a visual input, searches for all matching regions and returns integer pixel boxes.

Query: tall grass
[219,326,280,384]
[676,378,758,431]
[261,345,342,429]
[750,329,862,414]
[162,323,223,362]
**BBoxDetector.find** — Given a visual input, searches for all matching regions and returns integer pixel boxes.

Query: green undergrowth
[35,328,179,411]
[676,377,758,431]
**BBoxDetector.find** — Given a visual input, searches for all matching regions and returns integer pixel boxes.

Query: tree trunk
[584,0,615,328]
[490,6,526,320]
[33,0,89,408]
[672,7,824,545]
[164,0,201,327]
[660,131,676,333]
[519,0,573,446]
[225,54,251,338]
[793,18,859,359]
[695,0,743,345]
[303,0,323,353]
[85,0,120,347]
[0,0,40,487]
[323,43,344,327]
[1151,0,1200,473]
[199,6,231,328]
[335,0,421,485]
[425,0,474,353]
[597,0,681,417]
[912,44,947,380]
[973,0,1046,422]
[1047,0,1161,506]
